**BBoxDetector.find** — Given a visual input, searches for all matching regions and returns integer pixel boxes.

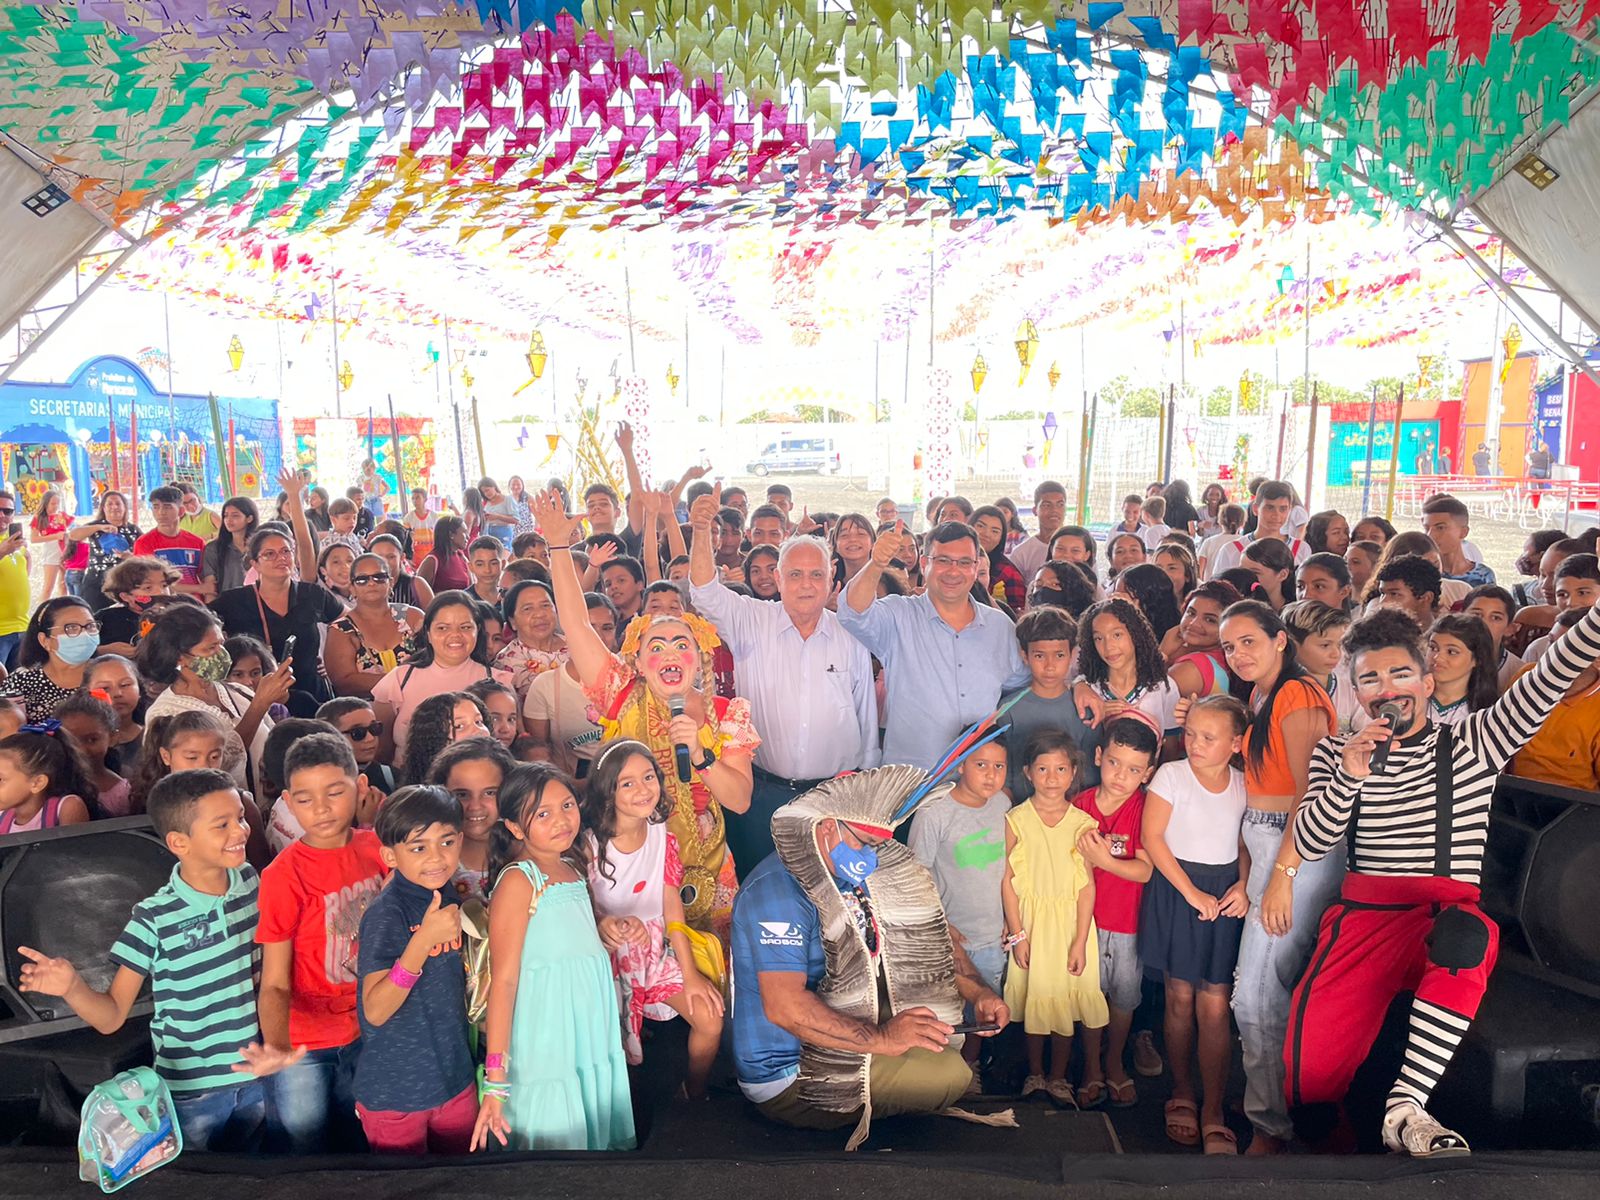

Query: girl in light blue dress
[471,763,635,1152]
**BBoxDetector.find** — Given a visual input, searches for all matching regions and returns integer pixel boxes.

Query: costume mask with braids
[595,611,729,925]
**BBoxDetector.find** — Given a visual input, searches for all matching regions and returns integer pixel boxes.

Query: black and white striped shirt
[1295,602,1600,885]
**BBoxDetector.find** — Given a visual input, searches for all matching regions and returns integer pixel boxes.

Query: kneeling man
[731,767,1009,1147]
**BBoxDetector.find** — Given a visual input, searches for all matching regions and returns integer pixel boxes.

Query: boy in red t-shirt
[257,732,386,1152]
[133,486,207,597]
[1073,715,1158,1108]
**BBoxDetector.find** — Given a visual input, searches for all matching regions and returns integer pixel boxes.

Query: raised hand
[795,507,819,536]
[871,521,905,569]
[587,541,619,571]
[276,467,304,511]
[415,890,462,951]
[257,658,295,706]
[689,484,723,533]
[614,421,635,456]
[531,488,582,546]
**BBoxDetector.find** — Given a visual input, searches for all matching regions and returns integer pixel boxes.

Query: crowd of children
[4,460,1599,1161]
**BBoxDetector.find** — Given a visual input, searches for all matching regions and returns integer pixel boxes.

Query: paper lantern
[339,361,354,392]
[1015,319,1039,385]
[527,331,548,381]
[970,353,988,394]
[226,335,244,373]
[1047,361,1061,391]
[667,363,680,396]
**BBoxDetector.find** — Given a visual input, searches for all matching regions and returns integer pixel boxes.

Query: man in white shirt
[689,486,879,880]
[1206,481,1312,577]
[1009,480,1067,588]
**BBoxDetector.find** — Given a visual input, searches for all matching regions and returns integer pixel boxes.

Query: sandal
[1077,1079,1107,1108]
[1203,1124,1239,1155]
[1164,1098,1200,1147]
[1108,1078,1138,1108]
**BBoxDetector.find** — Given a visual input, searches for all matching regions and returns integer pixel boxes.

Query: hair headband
[1104,709,1162,738]
[593,738,653,772]
[19,719,61,737]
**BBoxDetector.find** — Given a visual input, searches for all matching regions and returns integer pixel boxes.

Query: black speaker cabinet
[1484,776,1600,999]
[0,817,174,1044]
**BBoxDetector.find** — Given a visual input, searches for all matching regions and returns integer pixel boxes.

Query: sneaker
[1133,1030,1164,1077]
[1021,1073,1048,1100]
[1382,1102,1471,1157]
[1046,1078,1078,1109]
[962,1070,983,1099]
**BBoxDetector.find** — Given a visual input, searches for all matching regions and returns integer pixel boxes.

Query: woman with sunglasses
[323,553,425,698]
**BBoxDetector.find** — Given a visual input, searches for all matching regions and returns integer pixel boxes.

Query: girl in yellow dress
[1002,729,1109,1107]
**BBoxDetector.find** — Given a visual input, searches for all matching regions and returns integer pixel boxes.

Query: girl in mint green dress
[472,765,635,1153]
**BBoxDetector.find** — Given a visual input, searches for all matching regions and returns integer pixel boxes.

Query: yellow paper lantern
[667,363,680,396]
[1047,361,1061,391]
[970,353,988,394]
[226,335,244,373]
[1015,319,1039,384]
[339,361,354,392]
[527,331,548,381]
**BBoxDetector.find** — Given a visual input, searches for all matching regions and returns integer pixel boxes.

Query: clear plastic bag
[78,1067,182,1192]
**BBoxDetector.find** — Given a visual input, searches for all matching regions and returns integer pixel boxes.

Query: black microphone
[669,694,693,783]
[1368,699,1407,774]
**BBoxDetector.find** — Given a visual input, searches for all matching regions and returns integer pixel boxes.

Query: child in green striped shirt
[16,769,303,1151]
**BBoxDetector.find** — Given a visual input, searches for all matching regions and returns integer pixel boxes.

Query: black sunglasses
[343,722,385,741]
[0,508,14,516]
[350,573,391,586]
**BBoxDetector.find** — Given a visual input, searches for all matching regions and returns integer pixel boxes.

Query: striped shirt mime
[1295,600,1600,883]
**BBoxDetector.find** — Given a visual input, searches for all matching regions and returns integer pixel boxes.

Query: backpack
[77,1067,181,1192]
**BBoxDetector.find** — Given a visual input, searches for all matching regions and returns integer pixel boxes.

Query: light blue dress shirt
[837,591,1030,770]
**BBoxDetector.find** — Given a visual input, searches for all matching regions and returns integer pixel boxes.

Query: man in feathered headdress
[729,761,1010,1148]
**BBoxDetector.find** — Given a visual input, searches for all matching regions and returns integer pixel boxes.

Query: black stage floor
[5,996,1599,1198]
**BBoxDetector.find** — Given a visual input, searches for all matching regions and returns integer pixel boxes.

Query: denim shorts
[1097,928,1143,1012]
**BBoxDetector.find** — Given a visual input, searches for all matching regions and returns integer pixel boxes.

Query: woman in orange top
[1217,600,1341,1156]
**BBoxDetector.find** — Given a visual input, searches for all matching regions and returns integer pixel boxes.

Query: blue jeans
[172,1079,267,1152]
[65,569,85,597]
[268,1040,363,1153]
[0,633,19,671]
[1231,809,1346,1142]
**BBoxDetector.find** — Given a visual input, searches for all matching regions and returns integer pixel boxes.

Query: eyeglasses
[256,549,293,562]
[0,507,14,516]
[52,621,100,637]
[928,556,978,571]
[342,722,384,741]
[350,573,390,586]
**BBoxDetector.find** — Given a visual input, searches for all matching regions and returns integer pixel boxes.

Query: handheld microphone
[1368,699,1407,774]
[668,694,693,783]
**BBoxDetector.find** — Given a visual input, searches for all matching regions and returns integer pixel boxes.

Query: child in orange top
[1511,608,1600,789]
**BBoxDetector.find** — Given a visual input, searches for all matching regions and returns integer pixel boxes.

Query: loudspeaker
[1484,776,1600,998]
[0,817,174,1044]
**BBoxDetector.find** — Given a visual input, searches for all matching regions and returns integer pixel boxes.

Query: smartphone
[951,1021,1000,1035]
[7,523,19,539]
[281,635,297,663]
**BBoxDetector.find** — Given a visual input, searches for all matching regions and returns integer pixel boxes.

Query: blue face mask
[55,631,100,666]
[828,837,878,887]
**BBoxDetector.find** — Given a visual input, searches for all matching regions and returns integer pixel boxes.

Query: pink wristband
[486,1052,508,1073]
[389,962,421,989]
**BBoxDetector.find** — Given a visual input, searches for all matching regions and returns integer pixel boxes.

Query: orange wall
[1458,355,1538,474]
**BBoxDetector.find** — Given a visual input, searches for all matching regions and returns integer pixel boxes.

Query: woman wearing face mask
[67,491,140,613]
[0,598,105,722]
[137,603,294,793]
[92,556,178,657]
